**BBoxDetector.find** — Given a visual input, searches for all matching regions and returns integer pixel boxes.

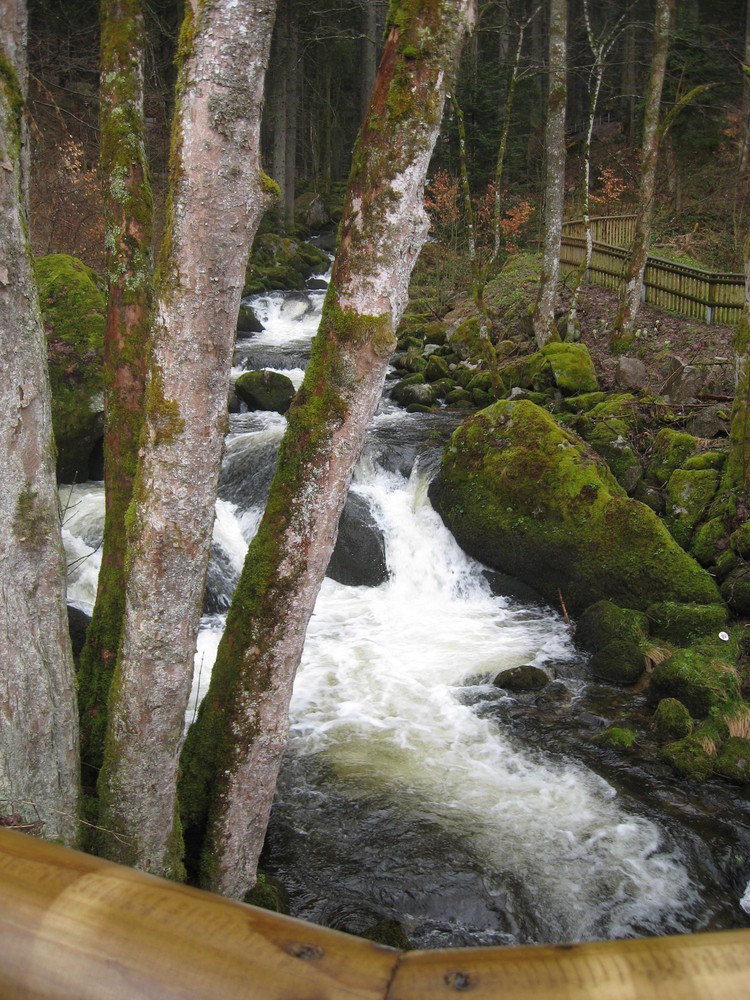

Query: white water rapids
[62,266,750,947]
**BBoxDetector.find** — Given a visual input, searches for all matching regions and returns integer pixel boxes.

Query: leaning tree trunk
[96,0,278,877]
[613,0,674,347]
[531,0,567,348]
[77,0,153,794]
[179,0,477,901]
[0,4,80,843]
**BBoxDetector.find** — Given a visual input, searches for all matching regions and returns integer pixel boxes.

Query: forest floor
[562,283,737,401]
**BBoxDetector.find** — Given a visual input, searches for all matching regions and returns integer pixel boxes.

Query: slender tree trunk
[532,0,567,348]
[179,0,477,901]
[270,4,287,224]
[0,2,80,843]
[284,3,298,230]
[77,0,153,794]
[621,20,637,146]
[740,0,750,174]
[725,224,750,492]
[96,0,278,877]
[613,0,674,347]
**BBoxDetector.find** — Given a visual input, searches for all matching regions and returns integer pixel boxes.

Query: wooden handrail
[1,826,749,999]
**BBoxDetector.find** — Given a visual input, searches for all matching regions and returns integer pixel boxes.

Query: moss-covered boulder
[589,640,646,685]
[576,600,649,653]
[390,375,437,408]
[647,428,698,486]
[235,369,295,413]
[534,343,598,395]
[716,737,750,784]
[244,871,289,913]
[691,516,727,567]
[237,303,263,336]
[646,601,727,644]
[38,254,105,482]
[363,918,412,950]
[433,400,720,615]
[653,698,693,742]
[664,468,719,549]
[720,568,750,616]
[493,664,549,692]
[662,735,716,782]
[243,233,329,295]
[649,635,741,717]
[592,726,637,750]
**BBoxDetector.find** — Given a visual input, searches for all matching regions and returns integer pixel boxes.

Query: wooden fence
[1,827,750,999]
[560,216,745,326]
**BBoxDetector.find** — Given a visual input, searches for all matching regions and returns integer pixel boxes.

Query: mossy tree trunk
[77,0,153,801]
[0,3,80,843]
[178,0,476,901]
[725,225,750,492]
[96,0,278,877]
[613,0,673,348]
[531,0,567,349]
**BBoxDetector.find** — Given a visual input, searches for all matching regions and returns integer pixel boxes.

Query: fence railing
[560,216,745,326]
[1,827,749,999]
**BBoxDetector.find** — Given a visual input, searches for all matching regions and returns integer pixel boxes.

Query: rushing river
[63,254,750,949]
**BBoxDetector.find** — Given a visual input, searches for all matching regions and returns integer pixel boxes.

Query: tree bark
[179,0,476,901]
[740,0,750,175]
[531,0,567,348]
[77,0,153,792]
[359,0,378,125]
[270,3,287,223]
[613,0,674,347]
[0,2,80,843]
[96,0,278,877]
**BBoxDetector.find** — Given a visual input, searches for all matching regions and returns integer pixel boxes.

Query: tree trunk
[0,2,80,844]
[740,0,750,175]
[284,2,298,231]
[179,0,477,901]
[725,224,750,492]
[270,3,287,223]
[77,0,153,794]
[613,0,674,347]
[96,0,278,878]
[532,0,567,348]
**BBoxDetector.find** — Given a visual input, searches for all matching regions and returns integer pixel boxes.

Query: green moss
[664,468,719,549]
[37,254,106,482]
[434,400,720,615]
[716,737,750,784]
[245,871,289,913]
[146,362,184,445]
[0,52,24,153]
[691,516,727,567]
[647,428,698,485]
[538,343,598,395]
[646,601,727,644]
[662,735,716,782]
[650,634,741,717]
[683,452,726,472]
[576,600,649,653]
[589,640,646,685]
[592,726,638,750]
[653,698,693,742]
[363,918,412,950]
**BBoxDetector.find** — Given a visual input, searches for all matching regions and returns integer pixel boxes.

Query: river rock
[326,492,388,587]
[235,369,295,413]
[237,303,263,336]
[493,665,549,692]
[433,399,720,615]
[614,356,648,392]
[295,191,329,228]
[661,356,703,404]
[589,640,646,685]
[39,254,105,482]
[67,604,91,663]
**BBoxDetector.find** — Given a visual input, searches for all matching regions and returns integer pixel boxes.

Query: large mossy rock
[235,369,295,413]
[433,400,720,615]
[38,254,105,482]
[649,635,741,717]
[243,233,329,295]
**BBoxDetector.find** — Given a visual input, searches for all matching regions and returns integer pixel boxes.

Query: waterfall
[62,262,750,948]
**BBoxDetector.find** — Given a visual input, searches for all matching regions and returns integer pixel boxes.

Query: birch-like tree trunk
[613,0,674,347]
[531,0,567,348]
[0,2,80,843]
[96,0,278,877]
[77,0,153,792]
[179,0,476,900]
